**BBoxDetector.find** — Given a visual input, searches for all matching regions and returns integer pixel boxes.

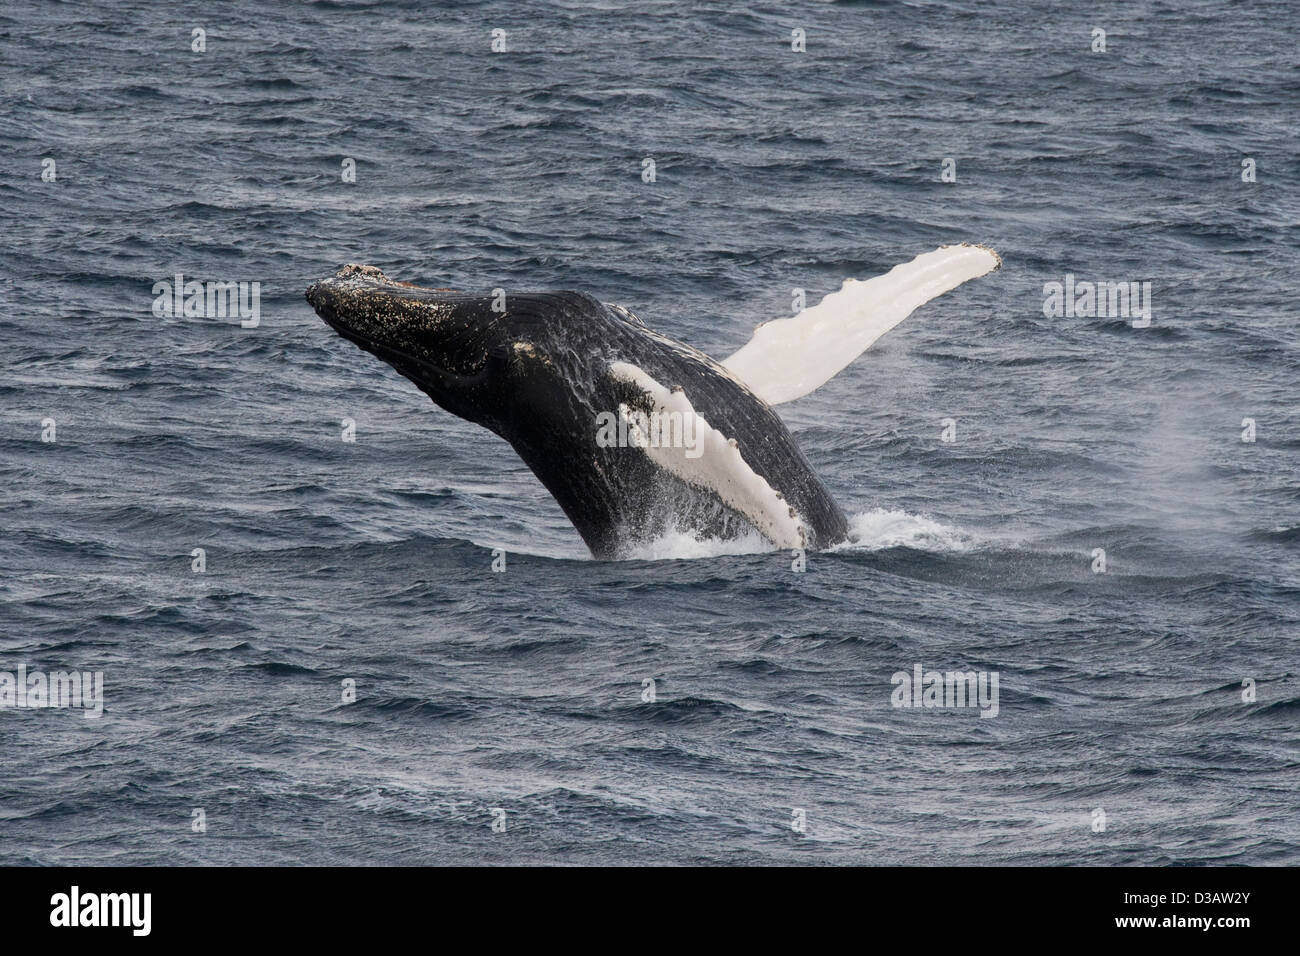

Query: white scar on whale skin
[723,244,1002,406]
[607,362,808,550]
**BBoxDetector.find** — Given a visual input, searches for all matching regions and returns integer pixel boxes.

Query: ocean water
[1,0,1297,865]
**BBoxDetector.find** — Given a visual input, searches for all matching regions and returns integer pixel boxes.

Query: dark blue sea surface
[1,0,1297,864]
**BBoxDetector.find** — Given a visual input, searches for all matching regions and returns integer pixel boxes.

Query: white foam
[620,523,774,562]
[616,509,975,561]
[833,509,977,553]
[722,244,1001,405]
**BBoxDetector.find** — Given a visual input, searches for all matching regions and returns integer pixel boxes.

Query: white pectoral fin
[607,362,808,549]
[721,243,1002,405]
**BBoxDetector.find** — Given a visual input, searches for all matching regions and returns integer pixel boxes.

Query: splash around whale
[305,244,1000,559]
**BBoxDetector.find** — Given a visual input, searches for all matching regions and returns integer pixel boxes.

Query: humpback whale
[306,245,1000,559]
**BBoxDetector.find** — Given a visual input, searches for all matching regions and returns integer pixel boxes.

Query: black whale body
[306,265,848,558]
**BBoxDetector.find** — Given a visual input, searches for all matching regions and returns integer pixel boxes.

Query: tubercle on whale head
[304,263,456,308]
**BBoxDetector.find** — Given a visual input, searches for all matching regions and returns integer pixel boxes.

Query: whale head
[306,264,567,432]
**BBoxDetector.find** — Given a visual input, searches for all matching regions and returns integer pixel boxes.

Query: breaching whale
[306,245,1000,559]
